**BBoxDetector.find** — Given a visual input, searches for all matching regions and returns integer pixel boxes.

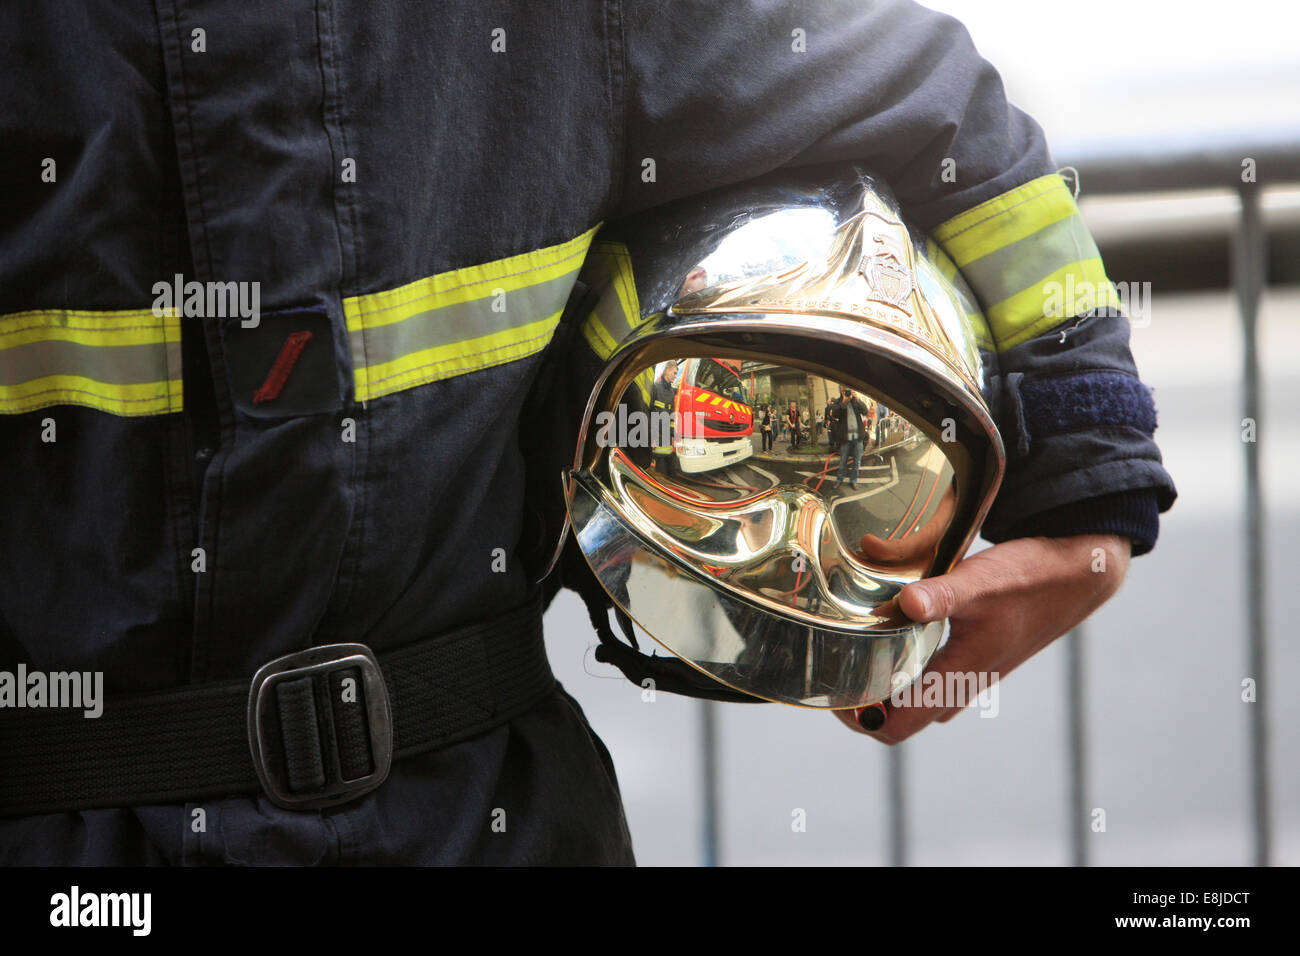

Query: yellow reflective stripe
[578,240,641,361]
[580,313,619,363]
[0,375,182,416]
[0,308,183,416]
[633,368,654,405]
[346,226,599,402]
[983,258,1120,348]
[925,238,960,283]
[932,175,1077,265]
[354,311,563,401]
[345,227,598,334]
[924,238,993,353]
[931,174,1115,351]
[965,312,993,352]
[1,310,177,349]
[578,239,650,404]
[611,245,639,337]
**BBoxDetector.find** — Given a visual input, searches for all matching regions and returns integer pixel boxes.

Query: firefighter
[834,387,872,489]
[650,362,679,472]
[0,1,1174,865]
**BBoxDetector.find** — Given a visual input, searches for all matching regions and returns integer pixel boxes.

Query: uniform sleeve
[611,0,1176,555]
[614,0,1053,229]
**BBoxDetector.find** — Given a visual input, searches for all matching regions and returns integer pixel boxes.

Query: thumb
[898,564,987,623]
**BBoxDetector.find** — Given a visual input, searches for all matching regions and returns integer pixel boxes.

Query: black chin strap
[562,539,765,704]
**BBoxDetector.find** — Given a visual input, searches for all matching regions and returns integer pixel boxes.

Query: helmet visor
[568,353,982,709]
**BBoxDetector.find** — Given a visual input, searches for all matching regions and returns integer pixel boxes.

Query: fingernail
[913,587,933,619]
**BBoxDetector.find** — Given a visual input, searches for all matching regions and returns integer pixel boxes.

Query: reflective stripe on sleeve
[924,237,994,352]
[578,240,651,404]
[578,240,643,358]
[931,174,1119,351]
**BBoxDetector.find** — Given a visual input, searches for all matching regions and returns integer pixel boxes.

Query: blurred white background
[938,0,1300,158]
[542,0,1300,865]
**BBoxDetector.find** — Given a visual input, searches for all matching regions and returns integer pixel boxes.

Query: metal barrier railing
[1235,179,1271,869]
[696,143,1295,867]
[1053,142,1296,868]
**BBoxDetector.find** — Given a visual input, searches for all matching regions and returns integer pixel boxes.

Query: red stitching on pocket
[253,330,313,404]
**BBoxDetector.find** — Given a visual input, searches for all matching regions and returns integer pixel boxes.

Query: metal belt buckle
[247,643,393,810]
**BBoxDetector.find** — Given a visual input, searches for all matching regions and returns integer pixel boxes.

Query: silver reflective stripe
[956,213,1102,311]
[350,270,578,377]
[0,338,176,387]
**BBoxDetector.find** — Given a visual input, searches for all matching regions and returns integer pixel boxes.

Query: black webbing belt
[0,594,553,817]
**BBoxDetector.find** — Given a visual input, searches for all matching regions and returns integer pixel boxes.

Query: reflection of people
[833,387,870,488]
[785,400,801,451]
[760,405,774,452]
[825,395,841,455]
[651,362,679,471]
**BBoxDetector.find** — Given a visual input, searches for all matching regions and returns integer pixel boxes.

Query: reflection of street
[650,435,949,547]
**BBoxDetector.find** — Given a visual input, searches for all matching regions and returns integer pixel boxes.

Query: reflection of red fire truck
[673,358,754,473]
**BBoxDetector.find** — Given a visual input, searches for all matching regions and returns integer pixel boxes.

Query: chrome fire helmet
[562,165,1005,710]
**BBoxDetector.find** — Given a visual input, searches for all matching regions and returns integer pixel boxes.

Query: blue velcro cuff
[981,311,1177,556]
[1018,371,1157,441]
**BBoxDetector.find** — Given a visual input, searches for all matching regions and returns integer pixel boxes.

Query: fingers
[857,533,915,564]
[896,551,998,623]
[898,573,965,623]
[844,619,1055,741]
[834,702,907,742]
[897,537,1060,623]
[857,487,957,567]
[837,535,1134,745]
[833,681,975,743]
[834,693,947,744]
[836,613,1028,742]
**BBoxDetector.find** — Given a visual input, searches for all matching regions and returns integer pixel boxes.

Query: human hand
[836,533,1131,743]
